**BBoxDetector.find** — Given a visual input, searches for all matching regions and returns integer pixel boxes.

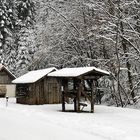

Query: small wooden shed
[48,67,110,113]
[12,67,61,105]
[0,64,16,97]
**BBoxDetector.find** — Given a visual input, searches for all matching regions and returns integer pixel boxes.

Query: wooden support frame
[62,90,65,112]
[60,76,99,113]
[91,80,94,113]
[73,78,77,112]
[90,79,97,113]
[73,97,77,112]
[77,80,81,112]
[61,78,68,112]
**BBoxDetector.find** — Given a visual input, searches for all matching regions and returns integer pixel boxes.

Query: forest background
[1,0,140,107]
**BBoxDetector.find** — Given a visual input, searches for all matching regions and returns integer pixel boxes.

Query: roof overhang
[48,67,110,79]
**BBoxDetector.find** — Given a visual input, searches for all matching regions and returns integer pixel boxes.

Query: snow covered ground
[0,98,140,140]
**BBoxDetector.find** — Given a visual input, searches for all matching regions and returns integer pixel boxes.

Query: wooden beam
[83,76,101,80]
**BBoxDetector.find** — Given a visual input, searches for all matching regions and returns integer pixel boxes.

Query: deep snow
[0,98,140,140]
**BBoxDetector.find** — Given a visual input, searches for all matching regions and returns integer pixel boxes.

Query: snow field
[0,98,140,140]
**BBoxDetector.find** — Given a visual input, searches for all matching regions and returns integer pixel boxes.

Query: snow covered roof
[12,67,56,84]
[0,64,16,79]
[48,67,110,78]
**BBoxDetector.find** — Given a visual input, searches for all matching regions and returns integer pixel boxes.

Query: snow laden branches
[0,0,36,76]
[30,0,140,107]
[1,0,140,107]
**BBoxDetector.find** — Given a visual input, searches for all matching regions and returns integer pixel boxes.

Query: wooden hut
[48,67,110,113]
[0,64,16,97]
[12,67,61,105]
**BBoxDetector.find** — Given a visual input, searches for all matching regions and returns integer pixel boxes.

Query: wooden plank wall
[16,77,61,105]
[45,77,61,104]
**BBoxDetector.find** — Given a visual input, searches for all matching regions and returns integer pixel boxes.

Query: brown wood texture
[16,77,61,105]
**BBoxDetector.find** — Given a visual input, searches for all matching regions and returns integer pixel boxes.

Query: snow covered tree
[0,0,16,59]
[0,0,36,76]
[92,0,140,105]
[16,0,35,27]
[13,0,36,76]
[30,0,140,106]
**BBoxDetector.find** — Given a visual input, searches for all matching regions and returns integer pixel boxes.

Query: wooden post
[61,79,68,112]
[73,78,77,112]
[77,79,82,112]
[91,80,96,113]
[73,97,77,112]
[77,86,81,112]
[62,91,65,112]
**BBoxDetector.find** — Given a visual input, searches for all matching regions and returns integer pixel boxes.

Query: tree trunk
[120,21,135,99]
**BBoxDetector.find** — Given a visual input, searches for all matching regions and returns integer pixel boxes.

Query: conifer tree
[0,0,36,76]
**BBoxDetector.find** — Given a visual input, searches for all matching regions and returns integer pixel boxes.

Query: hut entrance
[47,83,58,104]
[45,78,61,104]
